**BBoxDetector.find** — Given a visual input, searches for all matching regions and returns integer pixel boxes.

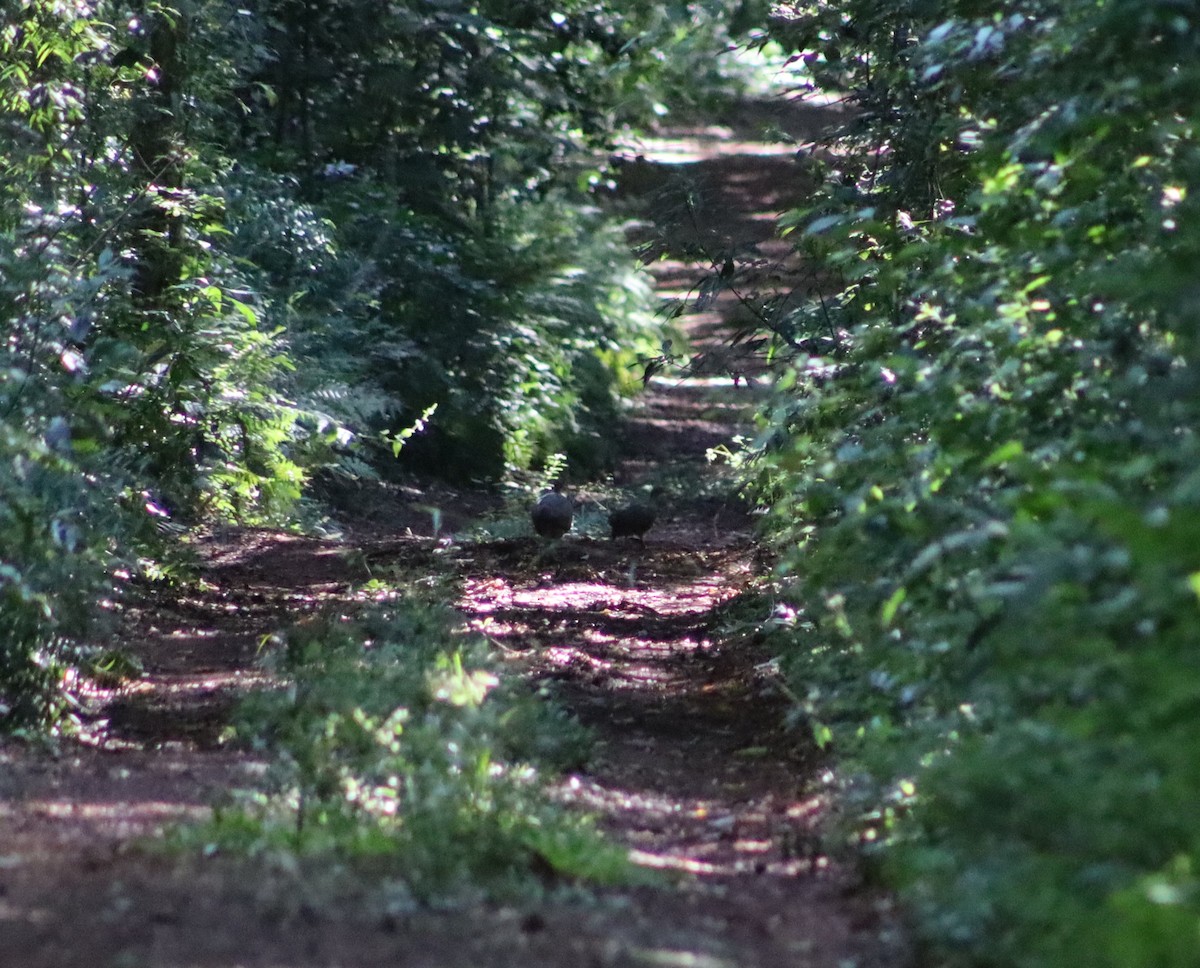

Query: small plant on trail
[186,599,628,901]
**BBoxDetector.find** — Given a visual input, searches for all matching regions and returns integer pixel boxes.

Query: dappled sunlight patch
[20,798,208,828]
[625,946,736,968]
[560,773,698,820]
[544,646,611,672]
[615,134,799,165]
[608,663,683,691]
[495,582,718,619]
[117,671,273,698]
[629,850,721,876]
[557,775,828,879]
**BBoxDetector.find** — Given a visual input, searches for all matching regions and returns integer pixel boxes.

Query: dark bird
[609,500,656,543]
[531,490,573,538]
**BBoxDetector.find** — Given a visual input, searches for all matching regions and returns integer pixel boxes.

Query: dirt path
[0,101,906,968]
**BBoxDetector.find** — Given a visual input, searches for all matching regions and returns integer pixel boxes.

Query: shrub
[748,2,1200,965]
[192,601,630,901]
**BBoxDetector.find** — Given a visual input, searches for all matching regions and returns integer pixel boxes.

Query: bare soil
[0,98,909,968]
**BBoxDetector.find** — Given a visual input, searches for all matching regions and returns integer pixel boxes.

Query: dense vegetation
[1,0,774,906]
[0,1,765,729]
[743,2,1200,966]
[8,0,1194,954]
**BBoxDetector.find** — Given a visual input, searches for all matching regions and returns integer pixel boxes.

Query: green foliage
[0,18,128,724]
[0,414,108,728]
[0,0,759,740]
[750,2,1200,965]
[244,171,658,482]
[0,2,323,728]
[192,601,627,901]
[216,0,689,483]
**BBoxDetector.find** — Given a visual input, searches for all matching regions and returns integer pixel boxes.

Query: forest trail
[0,101,905,968]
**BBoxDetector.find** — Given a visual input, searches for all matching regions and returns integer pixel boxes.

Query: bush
[748,2,1200,965]
[191,600,630,901]
[226,166,659,483]
[0,3,324,731]
[216,1,679,484]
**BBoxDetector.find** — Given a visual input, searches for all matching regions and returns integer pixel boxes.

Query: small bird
[531,490,573,538]
[609,500,656,543]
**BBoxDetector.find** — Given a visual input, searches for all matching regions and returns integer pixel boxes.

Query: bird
[531,489,573,538]
[609,499,656,543]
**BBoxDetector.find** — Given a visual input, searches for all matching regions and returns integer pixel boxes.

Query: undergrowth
[180,597,635,903]
[732,3,1200,966]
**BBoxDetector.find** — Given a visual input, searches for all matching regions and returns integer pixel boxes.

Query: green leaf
[804,214,846,236]
[1188,573,1200,603]
[880,586,907,628]
[982,440,1024,468]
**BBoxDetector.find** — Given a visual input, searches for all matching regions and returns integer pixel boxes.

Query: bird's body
[531,490,573,538]
[610,501,656,542]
